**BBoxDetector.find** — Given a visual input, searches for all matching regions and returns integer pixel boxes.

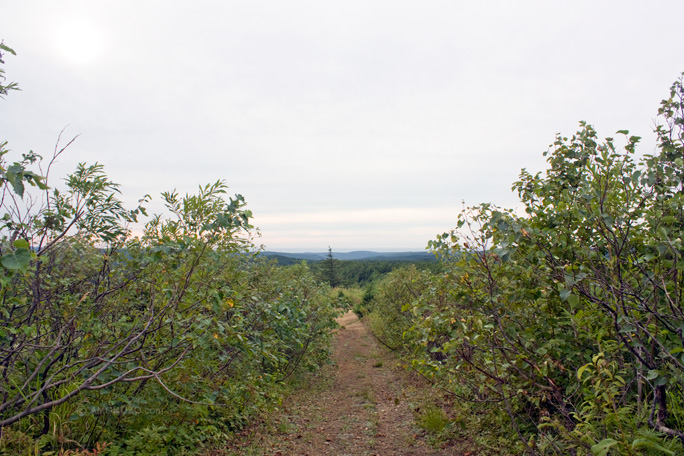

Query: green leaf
[577,363,590,381]
[1,248,32,271]
[6,163,25,197]
[591,438,618,456]
[646,369,658,380]
[640,253,656,262]
[13,239,29,249]
[631,438,675,454]
[0,43,16,55]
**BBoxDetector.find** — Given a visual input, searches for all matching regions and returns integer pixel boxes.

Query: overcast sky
[2,1,683,252]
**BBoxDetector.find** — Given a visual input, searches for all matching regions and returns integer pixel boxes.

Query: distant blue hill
[259,251,435,262]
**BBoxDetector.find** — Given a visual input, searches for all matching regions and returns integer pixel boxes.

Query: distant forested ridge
[261,251,440,287]
[260,250,436,262]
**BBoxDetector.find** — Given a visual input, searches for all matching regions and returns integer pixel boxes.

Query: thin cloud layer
[1,1,683,251]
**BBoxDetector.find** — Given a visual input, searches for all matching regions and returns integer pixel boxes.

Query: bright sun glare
[54,17,104,66]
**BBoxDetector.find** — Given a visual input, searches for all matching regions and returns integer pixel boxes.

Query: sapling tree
[324,246,338,287]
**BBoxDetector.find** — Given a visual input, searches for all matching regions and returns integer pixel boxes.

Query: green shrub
[368,74,684,454]
[417,405,449,434]
[0,44,341,452]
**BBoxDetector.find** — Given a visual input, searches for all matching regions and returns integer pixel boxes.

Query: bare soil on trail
[224,311,459,455]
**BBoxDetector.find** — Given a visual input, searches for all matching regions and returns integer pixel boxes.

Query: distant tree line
[268,252,442,288]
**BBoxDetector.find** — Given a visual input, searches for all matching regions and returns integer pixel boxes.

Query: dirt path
[226,311,452,455]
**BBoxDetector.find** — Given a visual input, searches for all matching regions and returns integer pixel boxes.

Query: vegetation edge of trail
[0,42,343,455]
[362,74,684,455]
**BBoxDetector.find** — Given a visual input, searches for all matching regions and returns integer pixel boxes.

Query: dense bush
[0,44,339,455]
[367,74,684,455]
[363,266,432,351]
